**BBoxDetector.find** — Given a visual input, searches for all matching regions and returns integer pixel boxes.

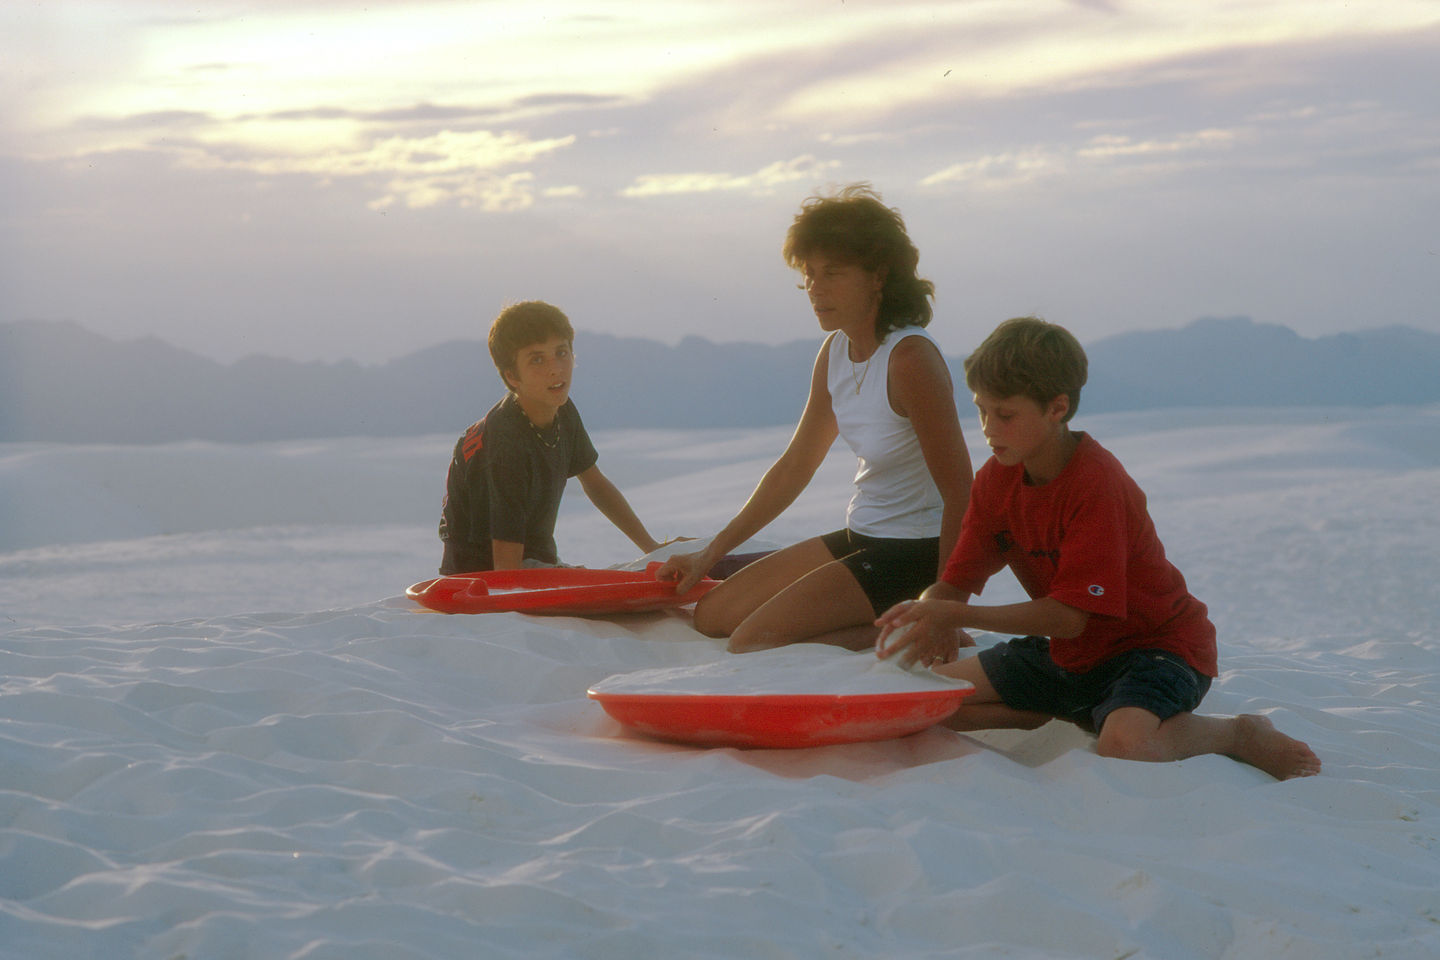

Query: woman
[659,183,972,655]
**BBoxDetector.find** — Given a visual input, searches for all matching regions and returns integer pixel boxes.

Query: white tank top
[827,325,945,539]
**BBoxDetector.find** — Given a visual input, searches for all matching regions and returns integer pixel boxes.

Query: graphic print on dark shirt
[437,394,598,574]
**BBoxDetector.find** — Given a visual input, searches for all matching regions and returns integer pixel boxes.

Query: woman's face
[800,252,884,335]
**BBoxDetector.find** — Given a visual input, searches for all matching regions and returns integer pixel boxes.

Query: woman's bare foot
[1230,714,1321,780]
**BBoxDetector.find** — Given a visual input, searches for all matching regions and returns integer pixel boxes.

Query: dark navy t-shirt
[437,394,598,573]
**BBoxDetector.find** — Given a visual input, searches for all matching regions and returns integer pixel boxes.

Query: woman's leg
[725,556,879,653]
[691,537,838,639]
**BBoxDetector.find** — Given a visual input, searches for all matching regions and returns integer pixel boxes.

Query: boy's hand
[874,599,974,669]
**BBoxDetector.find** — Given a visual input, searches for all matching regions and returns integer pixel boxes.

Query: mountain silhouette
[2,316,1436,443]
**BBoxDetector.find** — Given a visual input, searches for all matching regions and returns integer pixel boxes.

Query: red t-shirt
[942,433,1217,676]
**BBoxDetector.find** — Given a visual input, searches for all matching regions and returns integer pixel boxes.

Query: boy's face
[972,390,1070,470]
[503,335,575,419]
[800,252,884,335]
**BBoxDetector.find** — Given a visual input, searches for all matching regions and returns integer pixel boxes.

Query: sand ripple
[1,594,1437,960]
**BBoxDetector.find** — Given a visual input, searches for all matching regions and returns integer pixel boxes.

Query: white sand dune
[2,407,1439,959]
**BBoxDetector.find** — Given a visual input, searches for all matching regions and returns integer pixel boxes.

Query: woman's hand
[654,548,715,595]
[874,599,975,669]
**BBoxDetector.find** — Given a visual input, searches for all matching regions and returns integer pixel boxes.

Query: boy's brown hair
[487,301,575,386]
[963,317,1088,422]
[782,182,934,342]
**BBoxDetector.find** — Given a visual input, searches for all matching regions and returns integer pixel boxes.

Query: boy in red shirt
[875,317,1320,780]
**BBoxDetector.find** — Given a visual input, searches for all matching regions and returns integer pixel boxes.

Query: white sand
[2,407,1439,959]
[589,641,972,696]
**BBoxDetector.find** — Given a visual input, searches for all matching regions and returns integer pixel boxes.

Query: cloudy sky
[3,1,1437,364]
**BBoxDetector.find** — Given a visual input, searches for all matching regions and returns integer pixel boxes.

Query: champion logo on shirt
[1088,584,1105,597]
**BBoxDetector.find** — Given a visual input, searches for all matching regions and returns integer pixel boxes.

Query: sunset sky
[4,1,1437,363]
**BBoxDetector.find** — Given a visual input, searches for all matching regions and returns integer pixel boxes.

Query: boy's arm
[491,539,526,570]
[577,465,661,555]
[875,593,1089,669]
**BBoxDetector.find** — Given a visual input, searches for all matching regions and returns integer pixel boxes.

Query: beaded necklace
[526,415,560,449]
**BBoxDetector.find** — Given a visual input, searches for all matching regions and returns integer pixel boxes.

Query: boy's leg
[934,656,1054,732]
[1097,707,1321,780]
[692,537,836,639]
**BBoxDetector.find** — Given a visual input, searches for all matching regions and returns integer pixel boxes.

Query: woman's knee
[725,619,767,653]
[690,591,734,638]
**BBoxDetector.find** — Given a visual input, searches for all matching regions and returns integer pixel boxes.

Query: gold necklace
[849,343,873,394]
[851,359,871,393]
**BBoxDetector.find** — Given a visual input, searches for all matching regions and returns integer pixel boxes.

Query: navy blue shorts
[820,528,939,616]
[977,636,1212,734]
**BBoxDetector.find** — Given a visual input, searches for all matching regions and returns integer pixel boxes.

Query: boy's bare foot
[1231,714,1321,780]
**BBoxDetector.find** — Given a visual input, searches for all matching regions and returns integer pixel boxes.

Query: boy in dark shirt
[438,301,661,573]
[875,316,1320,780]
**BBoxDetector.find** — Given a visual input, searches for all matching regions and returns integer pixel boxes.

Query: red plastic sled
[587,686,973,749]
[406,563,718,615]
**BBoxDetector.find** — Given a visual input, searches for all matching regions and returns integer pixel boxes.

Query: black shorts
[820,528,939,616]
[440,540,489,575]
[978,636,1212,734]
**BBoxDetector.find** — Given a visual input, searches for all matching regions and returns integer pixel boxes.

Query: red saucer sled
[407,563,719,615]
[587,687,974,749]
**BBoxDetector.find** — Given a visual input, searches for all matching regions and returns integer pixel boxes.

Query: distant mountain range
[2,317,1437,443]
